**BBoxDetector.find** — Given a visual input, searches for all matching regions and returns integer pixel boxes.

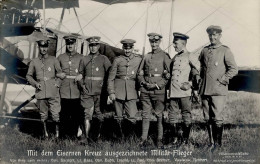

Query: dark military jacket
[169,51,199,98]
[137,48,171,94]
[78,53,111,96]
[26,54,62,99]
[107,53,142,100]
[57,51,83,99]
[199,43,238,96]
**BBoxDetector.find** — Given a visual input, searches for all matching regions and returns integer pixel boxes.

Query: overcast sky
[37,0,260,67]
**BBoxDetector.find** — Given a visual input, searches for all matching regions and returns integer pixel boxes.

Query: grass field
[0,91,260,163]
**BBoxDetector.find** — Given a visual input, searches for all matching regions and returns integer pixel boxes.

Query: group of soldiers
[26,25,238,150]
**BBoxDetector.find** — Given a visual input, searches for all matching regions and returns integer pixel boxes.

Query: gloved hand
[180,82,191,91]
[75,74,83,82]
[109,93,116,101]
[81,85,88,95]
[35,83,42,90]
[163,70,171,80]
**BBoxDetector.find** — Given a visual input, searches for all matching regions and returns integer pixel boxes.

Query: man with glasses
[138,33,171,148]
[26,38,63,139]
[57,35,83,139]
[78,36,111,144]
[197,25,238,150]
[168,32,199,147]
[107,39,142,139]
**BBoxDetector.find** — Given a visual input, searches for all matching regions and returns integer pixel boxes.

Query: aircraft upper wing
[0,0,79,10]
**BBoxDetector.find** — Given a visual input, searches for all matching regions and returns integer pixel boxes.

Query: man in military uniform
[57,35,83,138]
[197,25,238,149]
[138,33,171,148]
[107,39,142,139]
[168,32,199,146]
[26,39,63,138]
[78,36,111,144]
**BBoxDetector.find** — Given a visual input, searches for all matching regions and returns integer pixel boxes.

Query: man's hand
[180,82,191,91]
[75,74,83,82]
[163,70,171,80]
[57,72,66,79]
[195,75,201,85]
[109,94,116,101]
[35,83,42,90]
[81,85,88,95]
[146,83,157,90]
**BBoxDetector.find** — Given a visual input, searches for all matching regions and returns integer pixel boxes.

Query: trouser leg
[140,93,152,141]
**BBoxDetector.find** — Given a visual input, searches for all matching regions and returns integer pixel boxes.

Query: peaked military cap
[121,39,136,48]
[36,39,50,47]
[147,32,163,41]
[63,35,77,44]
[86,36,101,45]
[206,25,222,33]
[173,32,189,40]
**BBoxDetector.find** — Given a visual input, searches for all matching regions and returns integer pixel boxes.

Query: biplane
[0,0,259,124]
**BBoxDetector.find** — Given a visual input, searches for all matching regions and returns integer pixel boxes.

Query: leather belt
[116,76,135,80]
[38,77,55,82]
[85,77,103,80]
[66,75,76,79]
[144,74,162,77]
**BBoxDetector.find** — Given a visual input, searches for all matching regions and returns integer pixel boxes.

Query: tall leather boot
[157,117,164,148]
[42,121,48,139]
[216,124,224,147]
[117,119,124,141]
[79,119,91,145]
[206,122,214,149]
[55,122,59,138]
[169,123,178,147]
[182,123,191,145]
[95,120,103,143]
[139,119,150,147]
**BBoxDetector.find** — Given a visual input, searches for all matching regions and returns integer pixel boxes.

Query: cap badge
[155,68,158,72]
[132,70,135,74]
[75,69,78,73]
[96,67,99,71]
[215,62,218,66]
[48,67,51,71]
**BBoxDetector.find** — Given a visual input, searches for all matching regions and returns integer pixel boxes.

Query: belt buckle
[124,76,129,80]
[44,77,48,81]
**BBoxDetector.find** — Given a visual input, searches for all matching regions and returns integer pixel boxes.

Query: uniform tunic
[57,52,83,99]
[26,54,62,122]
[107,53,142,122]
[78,53,111,121]
[199,43,238,124]
[168,51,199,125]
[137,48,171,119]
